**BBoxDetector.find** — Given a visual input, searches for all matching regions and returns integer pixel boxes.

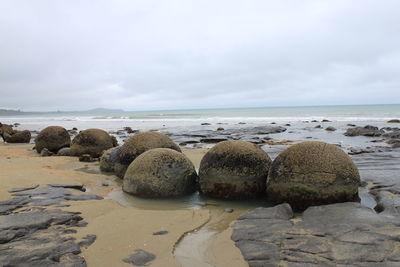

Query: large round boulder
[100,146,121,172]
[71,128,113,158]
[116,132,181,178]
[35,126,71,153]
[199,140,272,199]
[266,141,360,210]
[123,148,197,197]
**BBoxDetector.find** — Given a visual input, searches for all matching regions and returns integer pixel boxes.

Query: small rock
[315,125,322,128]
[325,126,336,131]
[217,127,225,131]
[153,230,169,235]
[8,185,39,193]
[79,154,94,162]
[201,123,211,125]
[123,249,156,266]
[224,208,234,213]
[284,124,291,126]
[321,119,331,122]
[57,147,73,156]
[41,148,54,157]
[388,119,400,123]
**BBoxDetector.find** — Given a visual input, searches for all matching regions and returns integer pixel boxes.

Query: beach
[1,105,400,266]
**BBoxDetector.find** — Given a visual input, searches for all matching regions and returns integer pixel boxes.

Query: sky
[1,0,400,111]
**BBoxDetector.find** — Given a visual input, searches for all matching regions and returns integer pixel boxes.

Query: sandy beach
[0,143,247,267]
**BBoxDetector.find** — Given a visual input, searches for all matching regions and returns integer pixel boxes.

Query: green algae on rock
[199,140,272,199]
[123,148,197,197]
[35,126,71,153]
[71,128,114,158]
[266,141,360,210]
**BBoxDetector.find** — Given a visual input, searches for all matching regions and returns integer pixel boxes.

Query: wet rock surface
[0,185,102,266]
[123,249,156,266]
[233,203,400,267]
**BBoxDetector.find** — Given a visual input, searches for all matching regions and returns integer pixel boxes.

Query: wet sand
[0,143,247,266]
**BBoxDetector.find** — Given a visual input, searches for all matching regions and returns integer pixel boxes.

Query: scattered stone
[123,249,156,266]
[224,208,234,213]
[345,125,384,137]
[8,185,39,193]
[201,123,211,125]
[325,126,336,131]
[200,137,229,143]
[233,202,400,267]
[238,122,246,124]
[71,128,114,157]
[199,140,271,199]
[48,184,86,192]
[79,154,94,162]
[285,123,291,126]
[78,234,97,248]
[40,148,54,157]
[153,230,169,235]
[271,122,276,124]
[383,130,400,139]
[124,127,137,133]
[321,119,331,122]
[267,141,360,210]
[217,127,225,131]
[347,123,356,127]
[35,126,71,153]
[388,119,400,123]
[315,124,322,128]
[123,148,197,197]
[311,120,318,122]
[349,147,375,155]
[57,147,73,156]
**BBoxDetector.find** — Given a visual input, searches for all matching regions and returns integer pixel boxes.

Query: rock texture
[0,185,102,266]
[116,132,181,178]
[232,203,400,267]
[100,146,121,172]
[35,126,71,153]
[123,249,156,266]
[4,130,31,143]
[199,140,271,199]
[267,141,360,210]
[123,148,197,197]
[71,128,114,157]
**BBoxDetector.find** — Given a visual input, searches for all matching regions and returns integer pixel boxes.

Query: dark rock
[232,202,400,266]
[40,148,54,157]
[311,120,318,122]
[315,125,322,128]
[383,130,400,139]
[65,194,103,201]
[153,230,168,235]
[347,123,356,127]
[123,249,156,266]
[224,208,234,213]
[57,147,73,156]
[238,122,246,125]
[217,127,225,131]
[8,185,39,193]
[349,147,375,155]
[123,148,197,197]
[325,126,336,131]
[71,128,114,157]
[266,141,360,210]
[79,154,94,162]
[285,124,291,126]
[199,140,271,199]
[345,125,384,137]
[35,126,71,153]
[100,146,121,172]
[321,119,331,122]
[271,122,276,124]
[48,184,86,192]
[4,130,31,143]
[78,234,97,248]
[200,137,229,143]
[388,119,400,123]
[201,123,211,125]
[124,127,137,134]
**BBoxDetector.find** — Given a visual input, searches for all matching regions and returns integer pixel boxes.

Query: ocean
[1,104,399,132]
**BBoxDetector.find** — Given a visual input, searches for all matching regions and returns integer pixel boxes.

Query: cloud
[1,0,399,111]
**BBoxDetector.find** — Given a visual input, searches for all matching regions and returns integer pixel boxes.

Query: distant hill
[0,108,125,116]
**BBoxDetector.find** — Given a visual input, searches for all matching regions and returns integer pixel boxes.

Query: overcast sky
[1,0,400,111]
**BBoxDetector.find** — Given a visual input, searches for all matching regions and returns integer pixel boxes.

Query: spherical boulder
[199,140,272,199]
[100,146,121,172]
[35,126,71,153]
[71,128,113,158]
[116,132,181,178]
[123,148,197,197]
[266,141,360,210]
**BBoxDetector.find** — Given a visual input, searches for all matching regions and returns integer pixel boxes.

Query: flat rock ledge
[232,202,400,267]
[0,185,102,266]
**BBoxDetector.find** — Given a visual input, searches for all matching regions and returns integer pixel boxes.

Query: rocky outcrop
[100,147,121,172]
[199,140,271,199]
[4,130,31,143]
[123,148,197,197]
[344,125,384,137]
[232,202,400,267]
[266,141,360,210]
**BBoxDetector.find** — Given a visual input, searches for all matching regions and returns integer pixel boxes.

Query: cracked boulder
[199,140,271,199]
[267,141,360,210]
[71,128,114,158]
[35,126,71,153]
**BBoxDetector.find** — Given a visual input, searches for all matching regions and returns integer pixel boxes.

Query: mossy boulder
[35,126,71,153]
[116,132,181,178]
[71,128,113,158]
[199,140,272,199]
[4,130,31,143]
[123,148,197,197]
[266,141,360,210]
[100,147,121,172]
